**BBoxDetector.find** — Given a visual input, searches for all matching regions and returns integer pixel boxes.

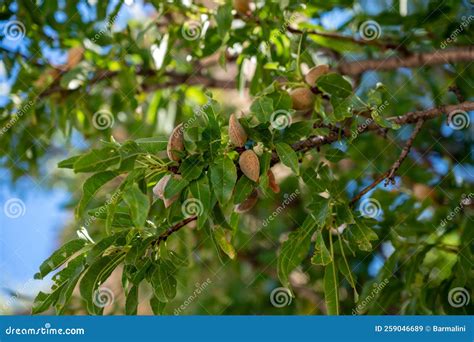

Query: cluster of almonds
[289,64,330,111]
[152,65,329,212]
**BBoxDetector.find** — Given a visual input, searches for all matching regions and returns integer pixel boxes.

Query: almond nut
[239,150,260,182]
[267,169,280,193]
[229,114,247,147]
[153,174,180,208]
[235,189,258,213]
[234,0,250,14]
[305,65,330,86]
[289,87,315,111]
[167,123,184,162]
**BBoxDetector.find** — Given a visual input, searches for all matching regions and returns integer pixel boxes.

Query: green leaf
[123,184,149,229]
[325,148,346,163]
[349,219,378,251]
[214,226,236,259]
[76,171,118,218]
[150,296,166,315]
[301,167,326,192]
[125,286,139,315]
[150,260,177,303]
[311,233,332,266]
[316,73,352,99]
[189,175,212,229]
[79,253,124,314]
[58,155,81,169]
[334,203,355,226]
[73,148,120,173]
[179,156,204,181]
[34,239,86,280]
[164,176,189,199]
[233,176,254,204]
[277,216,317,288]
[250,96,274,123]
[135,136,168,154]
[307,195,331,226]
[324,261,340,315]
[210,156,237,205]
[275,142,299,174]
[216,3,232,39]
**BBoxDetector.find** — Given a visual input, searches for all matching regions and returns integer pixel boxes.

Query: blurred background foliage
[0,0,473,315]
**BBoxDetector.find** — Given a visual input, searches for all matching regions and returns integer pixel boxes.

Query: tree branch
[385,119,425,185]
[153,216,197,246]
[338,46,474,75]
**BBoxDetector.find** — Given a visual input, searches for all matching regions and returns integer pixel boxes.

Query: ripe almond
[153,174,180,208]
[239,150,260,182]
[289,87,315,111]
[167,123,185,162]
[235,189,258,213]
[305,65,330,86]
[234,0,250,14]
[267,169,280,193]
[228,114,247,147]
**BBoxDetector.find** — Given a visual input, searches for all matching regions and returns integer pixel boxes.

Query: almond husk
[239,150,260,182]
[305,65,330,86]
[234,0,250,14]
[267,169,280,193]
[289,87,315,111]
[235,189,258,213]
[229,113,247,147]
[153,174,180,208]
[167,123,184,162]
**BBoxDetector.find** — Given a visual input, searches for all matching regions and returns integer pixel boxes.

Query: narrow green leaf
[123,184,149,229]
[311,233,332,266]
[150,296,166,315]
[34,239,86,280]
[150,260,177,303]
[316,73,352,99]
[275,142,299,174]
[214,226,236,259]
[125,286,139,315]
[76,171,118,218]
[349,219,378,251]
[164,176,189,199]
[324,261,340,315]
[73,148,120,173]
[210,156,237,205]
[277,216,317,288]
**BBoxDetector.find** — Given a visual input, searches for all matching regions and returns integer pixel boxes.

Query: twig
[153,216,197,246]
[338,46,474,75]
[349,119,424,205]
[385,119,425,185]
